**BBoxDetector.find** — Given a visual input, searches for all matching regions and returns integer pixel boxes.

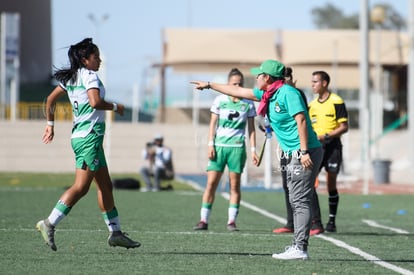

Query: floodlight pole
[160,29,167,123]
[88,14,111,160]
[359,0,370,194]
[408,0,414,166]
[0,14,6,120]
[371,5,386,160]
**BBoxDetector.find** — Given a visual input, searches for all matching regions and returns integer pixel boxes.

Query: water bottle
[264,116,272,138]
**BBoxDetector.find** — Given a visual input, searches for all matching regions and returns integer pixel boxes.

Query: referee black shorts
[320,138,342,174]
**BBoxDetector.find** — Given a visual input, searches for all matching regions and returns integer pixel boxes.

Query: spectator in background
[140,134,174,192]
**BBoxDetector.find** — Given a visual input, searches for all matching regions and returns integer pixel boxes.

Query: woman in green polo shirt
[191,60,323,261]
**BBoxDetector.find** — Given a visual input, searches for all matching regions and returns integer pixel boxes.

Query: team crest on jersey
[274,102,281,113]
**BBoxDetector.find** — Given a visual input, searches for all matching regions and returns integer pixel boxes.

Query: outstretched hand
[190,81,209,90]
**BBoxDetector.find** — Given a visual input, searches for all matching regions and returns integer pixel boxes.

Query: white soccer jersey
[210,94,256,147]
[60,68,106,138]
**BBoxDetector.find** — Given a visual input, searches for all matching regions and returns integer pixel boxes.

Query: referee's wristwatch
[324,133,330,141]
[300,149,309,155]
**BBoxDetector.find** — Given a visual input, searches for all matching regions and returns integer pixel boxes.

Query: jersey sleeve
[210,95,222,114]
[246,100,257,117]
[285,88,306,117]
[252,87,264,101]
[82,69,100,91]
[59,82,67,91]
[335,102,348,123]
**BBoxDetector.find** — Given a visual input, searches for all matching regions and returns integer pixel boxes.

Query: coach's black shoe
[193,221,208,230]
[325,222,337,233]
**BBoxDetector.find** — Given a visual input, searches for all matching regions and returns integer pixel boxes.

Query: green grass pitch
[1,172,414,274]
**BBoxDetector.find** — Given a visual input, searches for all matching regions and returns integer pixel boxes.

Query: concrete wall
[0,120,277,182]
[0,120,209,174]
[1,120,413,185]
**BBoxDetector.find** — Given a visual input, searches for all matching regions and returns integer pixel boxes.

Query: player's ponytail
[53,38,98,85]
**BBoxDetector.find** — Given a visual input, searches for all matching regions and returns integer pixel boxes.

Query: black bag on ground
[112,178,140,190]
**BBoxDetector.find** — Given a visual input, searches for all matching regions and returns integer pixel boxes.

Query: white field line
[220,192,414,275]
[362,219,410,234]
[317,234,414,275]
[221,192,287,225]
[177,178,204,192]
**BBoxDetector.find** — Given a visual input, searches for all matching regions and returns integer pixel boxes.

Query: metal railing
[1,102,73,120]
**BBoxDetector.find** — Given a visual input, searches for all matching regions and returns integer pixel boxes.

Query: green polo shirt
[253,85,320,153]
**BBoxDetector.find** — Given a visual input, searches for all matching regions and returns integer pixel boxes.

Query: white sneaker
[272,245,309,260]
[36,220,57,251]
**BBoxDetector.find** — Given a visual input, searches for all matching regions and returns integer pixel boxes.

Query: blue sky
[51,0,408,107]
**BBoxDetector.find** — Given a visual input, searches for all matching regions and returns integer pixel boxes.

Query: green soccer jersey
[211,95,256,147]
[60,68,106,138]
[253,85,320,153]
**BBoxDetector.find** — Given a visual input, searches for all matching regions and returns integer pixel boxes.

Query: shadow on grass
[146,251,270,257]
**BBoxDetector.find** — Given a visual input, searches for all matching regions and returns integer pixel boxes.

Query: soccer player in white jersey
[194,68,259,231]
[36,38,140,251]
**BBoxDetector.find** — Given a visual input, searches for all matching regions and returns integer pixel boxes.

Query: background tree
[311,3,359,29]
[311,2,406,30]
[377,3,406,30]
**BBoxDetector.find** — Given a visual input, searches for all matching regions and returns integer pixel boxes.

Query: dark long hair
[227,68,244,87]
[284,66,293,79]
[285,66,308,106]
[53,38,99,84]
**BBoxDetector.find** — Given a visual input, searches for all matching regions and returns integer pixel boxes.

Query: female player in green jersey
[193,68,259,231]
[36,38,140,251]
